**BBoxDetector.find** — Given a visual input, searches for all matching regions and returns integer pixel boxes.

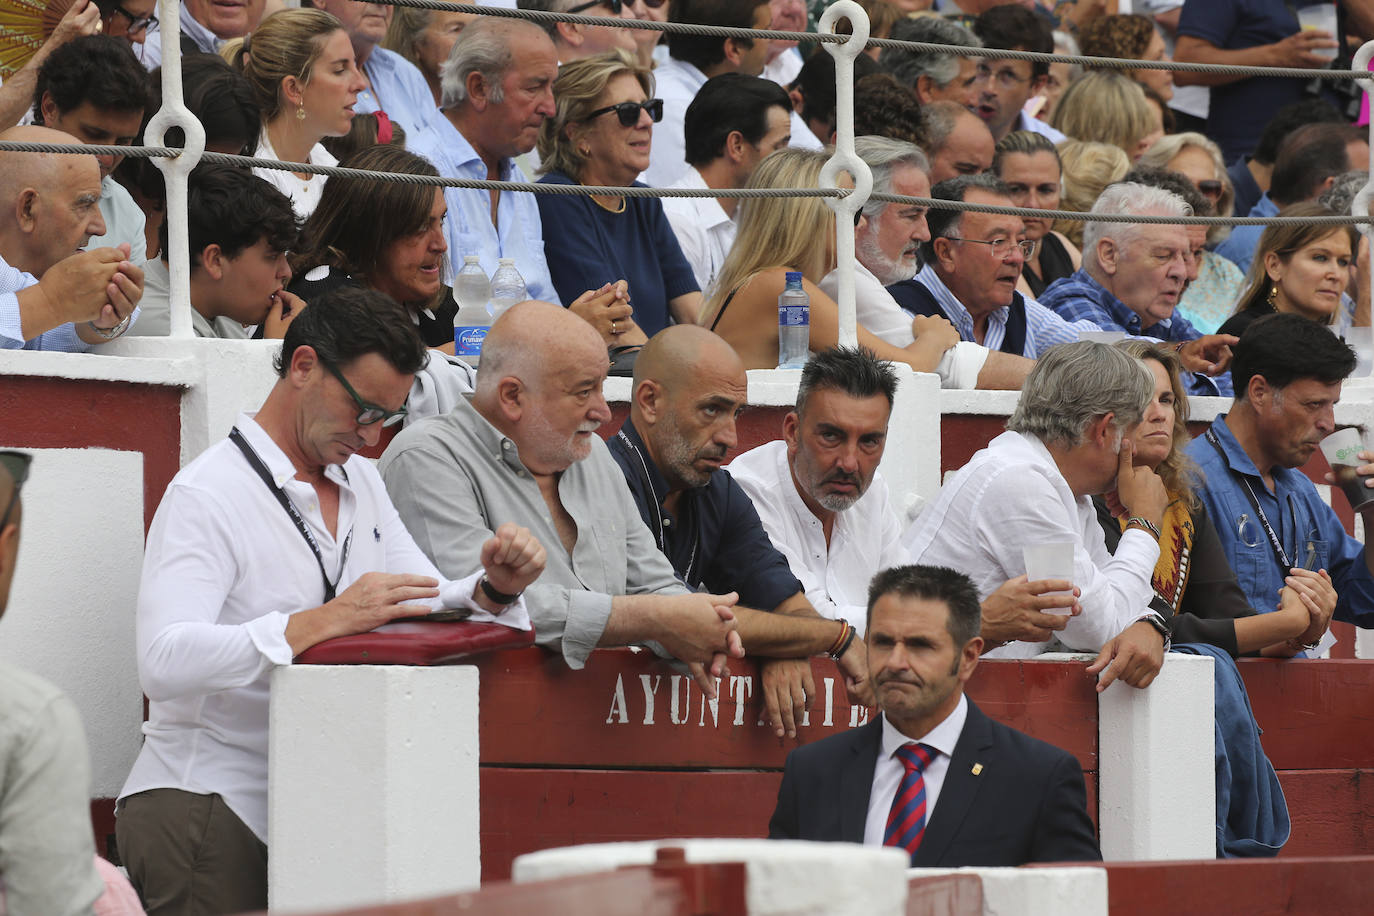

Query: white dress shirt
[727,440,908,638]
[817,262,990,389]
[661,167,736,296]
[643,57,709,188]
[252,129,337,220]
[903,430,1159,657]
[863,697,968,846]
[119,414,528,841]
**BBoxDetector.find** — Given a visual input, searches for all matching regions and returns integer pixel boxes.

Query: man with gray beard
[608,325,874,738]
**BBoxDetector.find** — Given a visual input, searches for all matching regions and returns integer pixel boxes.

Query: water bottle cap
[784,271,803,284]
[463,254,481,264]
[498,258,515,266]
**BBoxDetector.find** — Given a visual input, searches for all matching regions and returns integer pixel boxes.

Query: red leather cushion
[296,620,535,666]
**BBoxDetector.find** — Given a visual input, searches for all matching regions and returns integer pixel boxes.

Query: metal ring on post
[143,0,207,339]
[1352,40,1374,376]
[818,0,872,350]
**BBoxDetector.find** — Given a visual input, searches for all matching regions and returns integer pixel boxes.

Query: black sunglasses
[0,451,32,531]
[586,98,663,127]
[1196,180,1224,199]
[323,362,409,428]
[110,2,157,32]
[568,0,667,15]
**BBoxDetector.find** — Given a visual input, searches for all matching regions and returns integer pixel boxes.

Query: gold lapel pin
[971,763,984,776]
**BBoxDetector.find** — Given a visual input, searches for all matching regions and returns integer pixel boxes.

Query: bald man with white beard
[0,125,143,350]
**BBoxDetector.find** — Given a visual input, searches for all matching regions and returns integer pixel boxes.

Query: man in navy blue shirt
[1185,314,1374,654]
[609,325,873,737]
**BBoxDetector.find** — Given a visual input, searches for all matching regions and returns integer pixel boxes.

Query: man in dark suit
[768,565,1101,867]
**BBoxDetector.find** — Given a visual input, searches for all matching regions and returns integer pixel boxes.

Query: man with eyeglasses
[889,174,1090,360]
[116,287,547,912]
[1040,181,1239,397]
[969,5,1065,145]
[0,452,110,913]
[518,0,637,62]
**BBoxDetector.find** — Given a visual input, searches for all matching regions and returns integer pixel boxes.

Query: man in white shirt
[517,0,637,62]
[0,126,143,350]
[642,0,773,188]
[768,564,1101,866]
[0,454,108,914]
[732,345,1077,640]
[33,35,150,264]
[116,287,546,912]
[904,341,1172,690]
[410,17,560,302]
[661,73,792,295]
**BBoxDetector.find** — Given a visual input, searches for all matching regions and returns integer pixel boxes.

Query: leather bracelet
[829,621,858,660]
[479,576,520,606]
[1125,516,1162,541]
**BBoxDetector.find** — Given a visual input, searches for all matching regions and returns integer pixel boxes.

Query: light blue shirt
[1214,193,1279,275]
[912,265,1092,357]
[355,48,443,153]
[0,254,88,352]
[410,114,557,303]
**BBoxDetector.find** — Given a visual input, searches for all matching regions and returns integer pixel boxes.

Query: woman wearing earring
[1218,203,1357,340]
[223,8,366,218]
[535,50,697,340]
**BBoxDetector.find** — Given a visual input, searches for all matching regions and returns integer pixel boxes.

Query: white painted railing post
[145,0,204,338]
[819,1,872,350]
[1096,652,1215,860]
[1351,41,1374,376]
[268,665,482,911]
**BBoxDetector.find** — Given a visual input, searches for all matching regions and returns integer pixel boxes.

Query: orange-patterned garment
[1117,496,1195,614]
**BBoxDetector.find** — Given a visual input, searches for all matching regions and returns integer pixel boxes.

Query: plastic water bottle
[453,255,492,364]
[777,271,810,369]
[489,258,528,320]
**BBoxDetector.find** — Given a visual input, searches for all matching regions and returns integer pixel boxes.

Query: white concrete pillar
[268,665,481,911]
[1097,652,1214,860]
[514,839,910,916]
[911,866,1107,916]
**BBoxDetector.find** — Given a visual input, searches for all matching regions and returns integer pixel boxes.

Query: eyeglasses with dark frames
[0,451,32,532]
[944,236,1037,260]
[1196,180,1224,199]
[323,362,409,427]
[110,2,157,33]
[585,98,663,127]
[568,0,624,14]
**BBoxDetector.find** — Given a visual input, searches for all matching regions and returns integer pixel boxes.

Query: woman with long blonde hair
[702,148,965,377]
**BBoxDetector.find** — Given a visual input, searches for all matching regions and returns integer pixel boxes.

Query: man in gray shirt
[379,301,744,691]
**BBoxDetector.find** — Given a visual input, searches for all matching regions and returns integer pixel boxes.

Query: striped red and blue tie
[883,743,939,863]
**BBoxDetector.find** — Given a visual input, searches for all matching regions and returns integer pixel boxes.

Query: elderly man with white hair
[819,136,1034,390]
[1039,181,1238,395]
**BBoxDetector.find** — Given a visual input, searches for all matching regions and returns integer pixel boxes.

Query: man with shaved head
[0,125,143,350]
[0,453,107,911]
[608,326,872,736]
[381,302,745,693]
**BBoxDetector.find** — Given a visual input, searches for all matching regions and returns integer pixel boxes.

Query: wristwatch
[87,314,132,340]
[1140,610,1172,652]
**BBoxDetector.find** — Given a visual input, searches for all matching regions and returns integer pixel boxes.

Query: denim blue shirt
[1185,414,1374,625]
[608,419,803,611]
[410,114,557,304]
[1041,268,1232,396]
[1213,193,1278,276]
[910,265,1094,358]
[355,48,443,152]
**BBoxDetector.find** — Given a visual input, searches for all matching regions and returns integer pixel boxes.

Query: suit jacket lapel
[839,718,883,843]
[913,699,994,866]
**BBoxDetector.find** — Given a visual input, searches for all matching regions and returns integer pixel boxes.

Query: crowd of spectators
[7,0,1374,912]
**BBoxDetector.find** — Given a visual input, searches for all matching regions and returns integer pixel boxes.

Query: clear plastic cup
[1022,542,1075,613]
[1297,4,1339,61]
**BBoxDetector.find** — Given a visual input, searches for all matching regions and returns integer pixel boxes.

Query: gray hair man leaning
[880,17,985,108]
[906,341,1175,691]
[1040,182,1239,394]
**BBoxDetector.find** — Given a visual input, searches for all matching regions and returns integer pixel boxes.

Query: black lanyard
[229,427,353,602]
[1204,429,1295,571]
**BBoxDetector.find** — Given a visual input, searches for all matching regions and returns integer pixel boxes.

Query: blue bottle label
[780,305,809,326]
[455,326,488,356]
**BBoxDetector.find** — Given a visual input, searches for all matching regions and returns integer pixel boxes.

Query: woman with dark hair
[991,131,1081,298]
[1218,203,1358,340]
[288,144,455,348]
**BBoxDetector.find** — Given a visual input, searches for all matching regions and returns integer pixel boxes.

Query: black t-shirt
[284,266,460,348]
